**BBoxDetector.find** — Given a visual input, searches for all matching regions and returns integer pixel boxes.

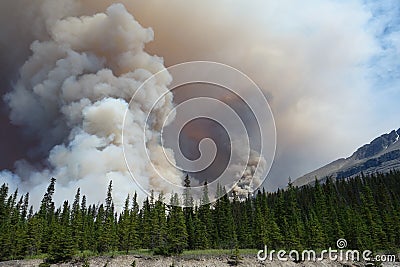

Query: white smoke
[1,4,181,208]
[2,0,390,206]
[233,150,267,197]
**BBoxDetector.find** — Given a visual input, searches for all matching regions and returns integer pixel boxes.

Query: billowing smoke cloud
[0,2,266,208]
[123,0,397,190]
[1,0,399,207]
[1,3,183,208]
[75,0,398,189]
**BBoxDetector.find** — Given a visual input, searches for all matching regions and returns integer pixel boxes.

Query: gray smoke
[1,0,396,207]
[1,4,182,208]
[0,3,263,208]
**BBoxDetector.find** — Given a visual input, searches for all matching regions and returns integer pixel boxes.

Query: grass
[73,248,257,258]
[73,248,258,259]
[22,253,47,260]
[8,249,258,261]
[182,248,258,257]
[74,249,153,258]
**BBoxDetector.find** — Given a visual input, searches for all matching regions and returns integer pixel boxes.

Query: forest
[0,170,399,263]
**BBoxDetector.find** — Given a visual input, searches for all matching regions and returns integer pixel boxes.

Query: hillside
[294,128,400,187]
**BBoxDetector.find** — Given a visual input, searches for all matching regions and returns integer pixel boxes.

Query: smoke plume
[1,0,398,207]
[1,3,183,208]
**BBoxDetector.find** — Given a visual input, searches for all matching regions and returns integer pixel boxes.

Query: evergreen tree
[198,181,213,247]
[0,169,399,261]
[0,185,12,260]
[192,208,209,249]
[183,175,195,249]
[213,192,236,249]
[152,193,167,254]
[139,197,152,249]
[26,214,42,257]
[283,182,305,250]
[129,192,139,249]
[118,195,138,253]
[305,209,325,248]
[79,195,89,251]
[71,188,84,251]
[47,201,74,263]
[39,178,56,253]
[253,192,268,248]
[359,185,386,250]
[0,184,8,221]
[98,181,117,253]
[39,178,56,221]
[261,190,283,248]
[312,179,329,246]
[166,193,188,255]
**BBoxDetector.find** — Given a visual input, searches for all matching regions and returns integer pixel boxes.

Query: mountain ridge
[293,128,400,187]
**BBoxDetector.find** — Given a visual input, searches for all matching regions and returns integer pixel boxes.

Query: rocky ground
[0,255,399,267]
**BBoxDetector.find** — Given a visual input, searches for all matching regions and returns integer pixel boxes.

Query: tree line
[0,170,400,263]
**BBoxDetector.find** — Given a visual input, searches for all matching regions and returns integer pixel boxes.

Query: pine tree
[39,178,56,220]
[85,203,97,252]
[233,195,253,248]
[26,213,42,257]
[139,197,152,249]
[118,195,134,253]
[152,193,167,254]
[39,178,56,253]
[0,184,12,260]
[283,182,305,250]
[47,201,74,263]
[71,188,84,251]
[129,192,139,249]
[192,207,209,249]
[359,185,386,250]
[213,192,236,249]
[253,192,268,248]
[305,209,325,249]
[0,183,8,221]
[198,181,212,247]
[11,194,28,259]
[260,189,282,249]
[95,204,106,253]
[98,181,117,253]
[0,167,399,261]
[183,175,195,249]
[79,195,89,251]
[166,193,188,255]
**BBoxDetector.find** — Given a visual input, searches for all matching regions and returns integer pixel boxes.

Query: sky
[0,0,399,208]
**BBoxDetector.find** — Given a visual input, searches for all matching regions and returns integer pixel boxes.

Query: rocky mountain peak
[352,128,400,160]
[293,127,400,187]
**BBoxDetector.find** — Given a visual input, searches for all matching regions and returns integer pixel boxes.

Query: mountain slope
[293,128,400,187]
